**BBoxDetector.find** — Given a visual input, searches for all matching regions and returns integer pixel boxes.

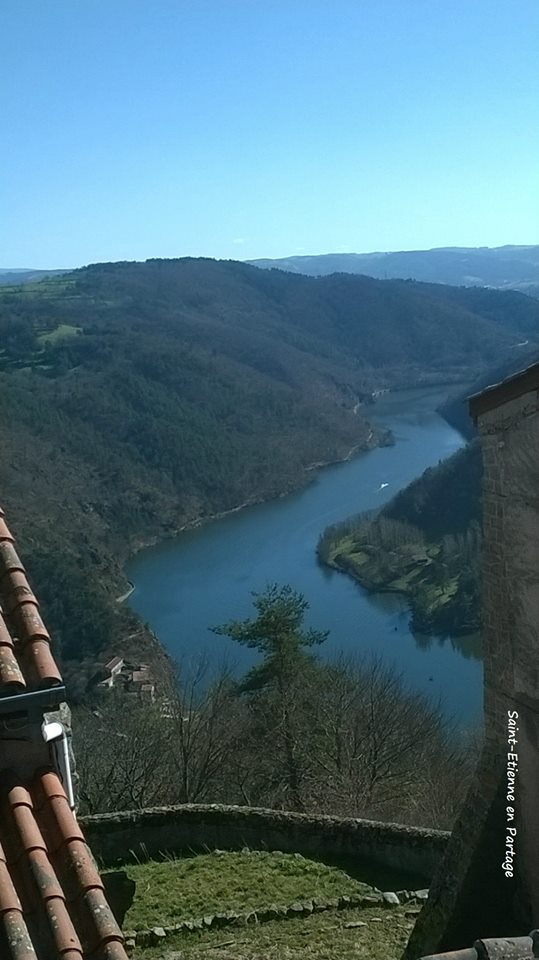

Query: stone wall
[480,390,539,927]
[479,390,539,753]
[81,803,448,883]
[404,385,539,959]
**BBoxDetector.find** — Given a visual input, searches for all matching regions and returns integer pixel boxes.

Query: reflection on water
[323,545,483,664]
[413,630,482,661]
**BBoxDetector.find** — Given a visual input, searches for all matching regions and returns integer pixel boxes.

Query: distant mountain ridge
[6,245,539,291]
[0,268,68,285]
[248,245,539,292]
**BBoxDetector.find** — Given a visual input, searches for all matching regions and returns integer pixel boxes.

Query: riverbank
[119,422,392,594]
[317,437,482,640]
[305,427,393,472]
[102,420,393,681]
[322,531,479,638]
[116,580,135,604]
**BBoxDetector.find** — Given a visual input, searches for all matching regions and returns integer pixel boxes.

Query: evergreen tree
[213,584,328,809]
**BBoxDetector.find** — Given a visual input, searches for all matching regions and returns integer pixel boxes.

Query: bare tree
[303,655,473,827]
[74,694,174,814]
[73,644,475,830]
[165,657,240,803]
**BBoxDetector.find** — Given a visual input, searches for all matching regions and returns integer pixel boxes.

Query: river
[127,386,483,728]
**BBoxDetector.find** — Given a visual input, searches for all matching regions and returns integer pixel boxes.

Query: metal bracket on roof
[0,685,67,720]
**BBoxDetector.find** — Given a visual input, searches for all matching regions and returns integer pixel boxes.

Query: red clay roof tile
[0,508,128,960]
[21,640,63,690]
[35,770,71,805]
[0,517,62,692]
[78,888,125,954]
[1,571,38,614]
[8,808,45,860]
[0,853,23,915]
[1,771,127,959]
[0,543,26,577]
[0,613,16,649]
[43,894,84,956]
[13,604,50,643]
[0,644,26,692]
[55,840,104,904]
[1,910,38,959]
[0,613,25,690]
[26,847,65,902]
[38,795,87,853]
[0,518,15,543]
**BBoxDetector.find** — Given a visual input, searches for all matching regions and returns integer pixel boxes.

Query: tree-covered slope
[0,257,537,683]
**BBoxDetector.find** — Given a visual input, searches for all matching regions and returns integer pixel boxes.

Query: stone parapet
[81,803,448,881]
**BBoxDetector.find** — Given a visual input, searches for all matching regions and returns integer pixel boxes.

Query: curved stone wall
[81,804,449,882]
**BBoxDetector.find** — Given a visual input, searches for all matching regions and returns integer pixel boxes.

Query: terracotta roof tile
[2,571,39,614]
[0,771,127,959]
[0,508,128,960]
[0,542,26,576]
[21,639,62,690]
[0,642,26,692]
[0,514,60,692]
[56,840,104,903]
[0,517,15,543]
[0,913,38,960]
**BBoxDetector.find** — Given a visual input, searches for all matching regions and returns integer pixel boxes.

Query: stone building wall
[81,803,448,882]
[479,390,539,753]
[404,384,539,959]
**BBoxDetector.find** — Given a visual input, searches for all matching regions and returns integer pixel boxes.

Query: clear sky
[1,1,538,268]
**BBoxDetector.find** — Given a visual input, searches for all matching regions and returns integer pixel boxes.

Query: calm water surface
[127,387,483,727]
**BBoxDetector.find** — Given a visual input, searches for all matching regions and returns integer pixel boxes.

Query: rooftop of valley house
[0,505,128,960]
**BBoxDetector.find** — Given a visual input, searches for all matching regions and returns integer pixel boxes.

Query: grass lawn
[135,903,421,960]
[121,851,375,931]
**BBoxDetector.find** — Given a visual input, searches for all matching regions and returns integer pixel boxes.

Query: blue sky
[1,1,537,267]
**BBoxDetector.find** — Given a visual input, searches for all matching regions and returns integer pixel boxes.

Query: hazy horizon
[2,241,538,274]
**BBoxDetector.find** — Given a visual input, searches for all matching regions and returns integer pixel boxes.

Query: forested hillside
[0,258,537,688]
